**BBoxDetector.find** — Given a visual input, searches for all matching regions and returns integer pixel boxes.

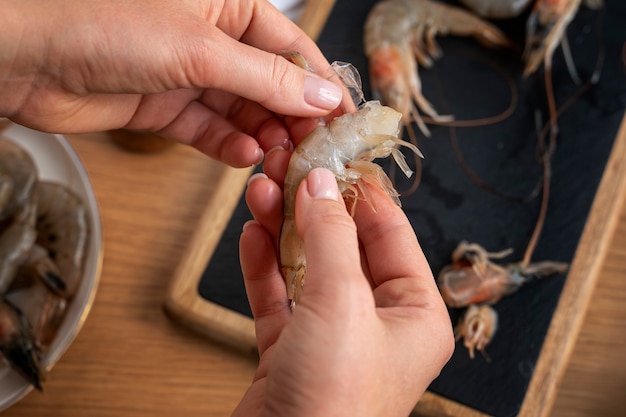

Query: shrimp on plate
[0,138,90,389]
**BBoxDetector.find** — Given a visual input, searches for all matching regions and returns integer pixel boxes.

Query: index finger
[237,2,356,114]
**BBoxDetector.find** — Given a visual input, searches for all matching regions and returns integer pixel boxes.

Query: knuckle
[266,55,299,103]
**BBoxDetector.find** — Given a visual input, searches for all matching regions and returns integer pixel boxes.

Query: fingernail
[252,147,264,166]
[307,168,339,200]
[304,76,342,110]
[242,219,259,232]
[247,172,268,187]
[266,145,287,159]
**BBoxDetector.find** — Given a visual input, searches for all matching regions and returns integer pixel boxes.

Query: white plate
[0,124,103,411]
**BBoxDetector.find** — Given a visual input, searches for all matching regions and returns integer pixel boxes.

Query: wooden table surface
[0,128,622,417]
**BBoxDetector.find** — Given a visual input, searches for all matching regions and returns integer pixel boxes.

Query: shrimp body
[280,101,421,306]
[437,241,568,308]
[34,182,89,298]
[0,201,37,294]
[0,139,37,222]
[364,0,512,136]
[438,241,567,359]
[0,299,45,389]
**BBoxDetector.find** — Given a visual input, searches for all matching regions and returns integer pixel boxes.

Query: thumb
[294,168,364,303]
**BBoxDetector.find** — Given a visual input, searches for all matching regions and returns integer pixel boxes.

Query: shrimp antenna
[388,122,423,197]
[521,5,606,267]
[421,49,519,128]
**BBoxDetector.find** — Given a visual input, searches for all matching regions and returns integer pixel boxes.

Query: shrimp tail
[346,161,402,208]
[0,299,45,390]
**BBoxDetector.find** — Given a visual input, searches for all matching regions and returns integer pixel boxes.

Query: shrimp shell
[35,182,89,298]
[0,139,38,221]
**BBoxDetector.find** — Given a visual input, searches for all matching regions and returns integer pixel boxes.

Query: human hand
[0,0,343,167]
[235,167,454,417]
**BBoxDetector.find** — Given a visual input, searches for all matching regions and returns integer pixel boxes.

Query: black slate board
[198,1,626,416]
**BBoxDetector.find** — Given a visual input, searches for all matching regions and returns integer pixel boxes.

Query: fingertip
[246,172,269,187]
[262,147,291,187]
[303,75,343,112]
[305,167,340,201]
[245,173,283,239]
[257,118,293,153]
[242,219,261,236]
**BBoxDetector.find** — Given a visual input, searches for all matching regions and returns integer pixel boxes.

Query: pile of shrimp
[0,138,89,389]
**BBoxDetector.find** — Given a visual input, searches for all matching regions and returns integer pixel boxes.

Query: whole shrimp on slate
[363,0,513,138]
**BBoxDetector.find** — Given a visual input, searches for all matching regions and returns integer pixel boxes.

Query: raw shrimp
[0,181,88,389]
[454,303,498,360]
[35,181,89,298]
[0,200,37,294]
[437,241,568,308]
[0,139,38,222]
[0,141,89,390]
[9,243,69,351]
[458,0,602,77]
[14,244,65,297]
[0,299,44,390]
[460,0,603,143]
[363,0,513,137]
[279,67,422,306]
[7,272,68,352]
[438,241,567,359]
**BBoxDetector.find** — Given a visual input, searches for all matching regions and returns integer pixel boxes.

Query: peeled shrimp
[279,63,422,306]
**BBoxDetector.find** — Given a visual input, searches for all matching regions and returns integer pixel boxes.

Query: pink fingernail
[242,219,259,232]
[307,168,339,200]
[247,172,268,187]
[304,76,342,110]
[252,147,264,166]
